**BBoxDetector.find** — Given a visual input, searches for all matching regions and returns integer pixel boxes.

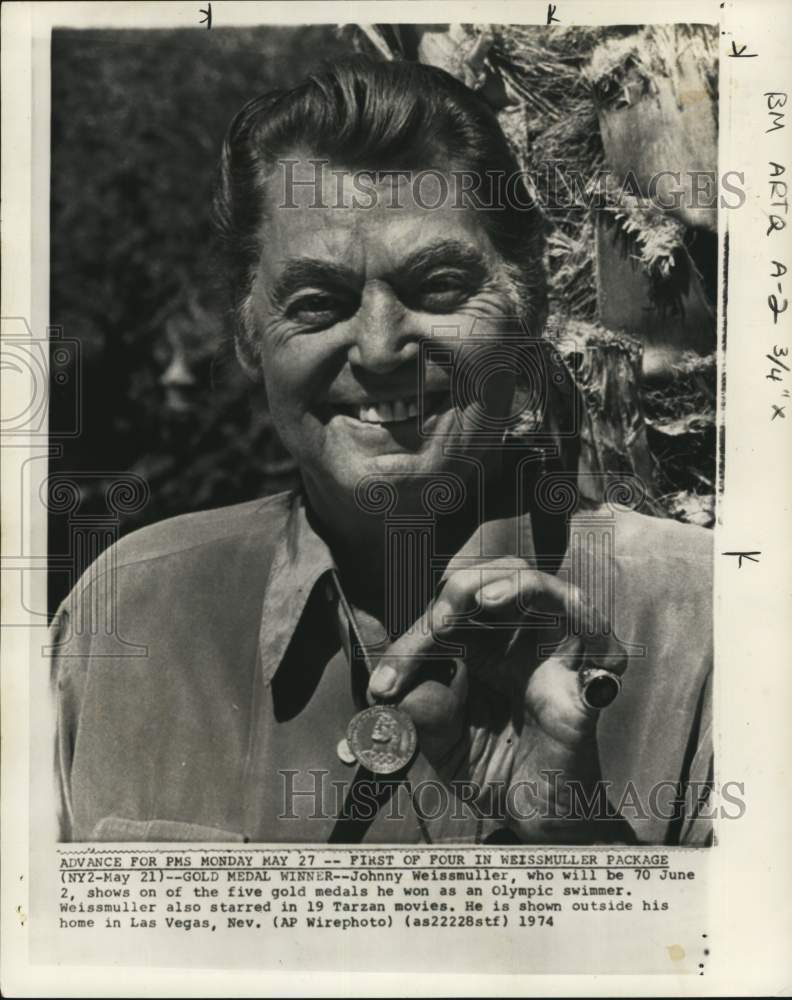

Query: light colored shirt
[51,489,713,845]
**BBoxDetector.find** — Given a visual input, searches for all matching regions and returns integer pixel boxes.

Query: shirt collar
[258,489,539,686]
[258,491,336,686]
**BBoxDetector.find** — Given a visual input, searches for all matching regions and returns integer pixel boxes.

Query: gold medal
[346,705,417,775]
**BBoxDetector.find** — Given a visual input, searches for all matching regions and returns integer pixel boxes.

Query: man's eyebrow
[270,259,357,305]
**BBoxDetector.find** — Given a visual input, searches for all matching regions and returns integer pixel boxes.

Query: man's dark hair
[213,56,547,374]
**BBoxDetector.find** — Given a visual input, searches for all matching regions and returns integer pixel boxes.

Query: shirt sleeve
[50,602,88,843]
[677,668,714,847]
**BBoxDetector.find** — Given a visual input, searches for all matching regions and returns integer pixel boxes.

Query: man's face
[247,160,525,512]
[371,714,397,746]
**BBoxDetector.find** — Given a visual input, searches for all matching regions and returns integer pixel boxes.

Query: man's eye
[285,293,352,326]
[416,274,471,311]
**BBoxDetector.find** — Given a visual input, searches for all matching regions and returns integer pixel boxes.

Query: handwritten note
[764,94,789,421]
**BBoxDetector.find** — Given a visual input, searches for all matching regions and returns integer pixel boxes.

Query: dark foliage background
[49,27,347,610]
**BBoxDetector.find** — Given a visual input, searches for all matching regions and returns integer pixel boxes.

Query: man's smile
[322,390,453,428]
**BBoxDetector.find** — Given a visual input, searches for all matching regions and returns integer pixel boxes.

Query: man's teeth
[357,398,420,424]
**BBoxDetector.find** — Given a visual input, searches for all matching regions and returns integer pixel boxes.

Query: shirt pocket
[90,816,244,842]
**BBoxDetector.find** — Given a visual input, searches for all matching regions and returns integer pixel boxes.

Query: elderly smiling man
[52,58,713,846]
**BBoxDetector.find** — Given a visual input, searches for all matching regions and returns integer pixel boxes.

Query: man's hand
[367,557,631,842]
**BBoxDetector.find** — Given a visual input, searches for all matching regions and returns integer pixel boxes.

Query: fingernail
[370,665,398,697]
[480,579,512,603]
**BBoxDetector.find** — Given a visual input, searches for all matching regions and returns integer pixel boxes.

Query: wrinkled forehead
[257,156,498,278]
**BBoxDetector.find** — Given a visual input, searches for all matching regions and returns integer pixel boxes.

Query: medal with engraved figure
[346,704,418,775]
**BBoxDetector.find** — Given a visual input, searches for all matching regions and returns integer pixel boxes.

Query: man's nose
[346,282,420,374]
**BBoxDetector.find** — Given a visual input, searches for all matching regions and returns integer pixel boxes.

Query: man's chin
[320,446,466,512]
[306,408,484,501]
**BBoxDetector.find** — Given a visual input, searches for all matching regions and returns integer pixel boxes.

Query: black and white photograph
[47,19,719,847]
[2,0,790,993]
